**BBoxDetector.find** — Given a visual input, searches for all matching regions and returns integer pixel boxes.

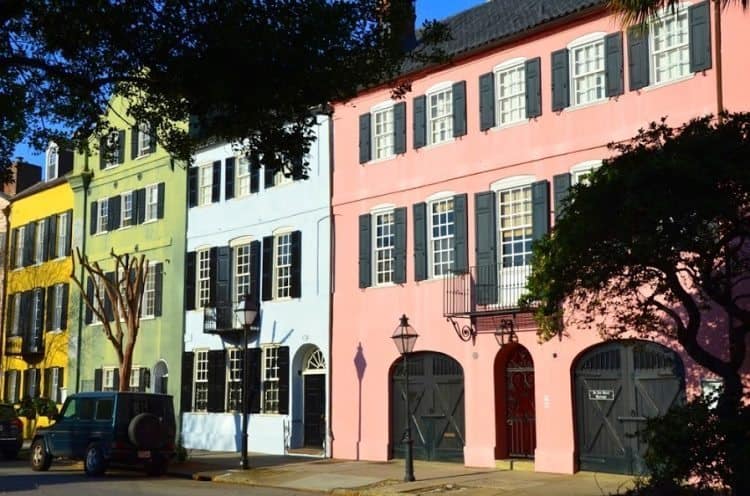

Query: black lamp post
[391,314,418,482]
[235,293,258,470]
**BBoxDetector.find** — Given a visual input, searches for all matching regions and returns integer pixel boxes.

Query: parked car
[0,404,23,459]
[30,392,176,476]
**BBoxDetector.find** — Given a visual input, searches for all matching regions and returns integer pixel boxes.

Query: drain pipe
[74,158,92,393]
[714,0,724,116]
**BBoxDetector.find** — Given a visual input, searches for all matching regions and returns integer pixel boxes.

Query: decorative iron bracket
[447,315,520,348]
[447,316,475,342]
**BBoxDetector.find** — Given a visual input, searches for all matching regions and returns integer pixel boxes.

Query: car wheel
[30,439,52,471]
[128,413,164,450]
[84,442,107,476]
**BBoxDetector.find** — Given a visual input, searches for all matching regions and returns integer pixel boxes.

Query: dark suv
[30,392,176,476]
[0,404,23,459]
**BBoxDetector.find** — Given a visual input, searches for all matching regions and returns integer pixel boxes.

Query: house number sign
[588,389,615,401]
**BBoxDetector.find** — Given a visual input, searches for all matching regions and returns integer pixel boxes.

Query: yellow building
[1,143,73,424]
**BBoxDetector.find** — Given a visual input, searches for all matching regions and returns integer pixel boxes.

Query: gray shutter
[89,201,98,234]
[261,236,273,301]
[479,72,496,131]
[290,231,302,298]
[453,194,468,274]
[135,188,146,224]
[553,173,572,223]
[551,48,570,111]
[185,251,196,311]
[359,113,372,164]
[113,368,120,390]
[452,81,467,137]
[181,352,194,413]
[117,130,125,164]
[60,284,69,330]
[148,126,157,153]
[45,286,55,331]
[153,263,163,317]
[208,247,219,306]
[157,182,165,219]
[188,167,198,208]
[249,240,261,305]
[24,222,35,267]
[605,32,624,97]
[213,246,231,310]
[628,26,650,90]
[689,1,712,73]
[104,272,114,321]
[64,210,72,256]
[413,95,426,149]
[10,228,17,268]
[85,278,93,323]
[393,102,406,154]
[225,157,235,200]
[358,214,371,288]
[393,207,407,284]
[108,196,121,231]
[413,202,427,281]
[94,368,103,391]
[211,161,221,203]
[277,347,290,414]
[532,180,550,241]
[525,57,542,118]
[475,191,497,305]
[42,217,52,262]
[131,125,139,160]
[138,368,148,392]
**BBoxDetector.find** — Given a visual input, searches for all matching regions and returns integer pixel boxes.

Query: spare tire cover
[128,413,165,450]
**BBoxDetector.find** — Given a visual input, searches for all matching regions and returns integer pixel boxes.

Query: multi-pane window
[103,367,116,392]
[11,294,21,336]
[121,192,133,228]
[56,212,68,258]
[46,145,58,181]
[32,288,44,335]
[98,199,109,233]
[262,346,280,413]
[34,220,45,263]
[90,276,106,324]
[105,131,120,167]
[273,168,293,187]
[429,198,455,277]
[14,226,24,268]
[236,157,252,197]
[498,185,533,269]
[5,370,20,403]
[145,184,159,222]
[194,350,208,411]
[373,211,395,285]
[197,250,211,308]
[142,266,156,317]
[571,39,605,106]
[274,233,292,299]
[198,165,213,206]
[129,367,141,389]
[571,163,602,186]
[372,106,395,160]
[428,88,453,145]
[44,367,63,403]
[51,284,65,330]
[496,63,526,125]
[137,122,151,157]
[226,348,242,412]
[651,8,689,84]
[234,244,251,302]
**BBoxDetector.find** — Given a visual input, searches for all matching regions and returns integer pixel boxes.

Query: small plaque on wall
[588,389,615,401]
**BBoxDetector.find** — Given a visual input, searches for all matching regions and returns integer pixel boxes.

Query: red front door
[505,346,535,458]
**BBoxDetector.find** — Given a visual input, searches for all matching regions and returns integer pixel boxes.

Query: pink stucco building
[330,0,750,475]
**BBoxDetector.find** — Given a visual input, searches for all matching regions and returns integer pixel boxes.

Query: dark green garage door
[574,341,685,474]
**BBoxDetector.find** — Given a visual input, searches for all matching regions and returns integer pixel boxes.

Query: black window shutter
[628,25,650,90]
[188,167,198,208]
[525,57,542,118]
[358,214,371,288]
[181,352,194,413]
[393,207,407,284]
[479,72,496,131]
[261,236,274,301]
[99,137,107,170]
[605,32,624,97]
[532,180,550,241]
[148,127,157,153]
[85,278,93,324]
[393,102,407,155]
[250,164,260,193]
[58,150,73,177]
[24,222,35,267]
[185,251,196,311]
[154,263,163,317]
[248,348,262,413]
[277,346,290,414]
[131,125,139,160]
[138,368,148,392]
[225,157,235,200]
[45,286,55,331]
[117,130,126,164]
[34,289,45,337]
[453,194,468,274]
[21,291,32,336]
[10,228,17,268]
[452,81,467,137]
[157,182,165,219]
[689,1,712,73]
[60,284,69,330]
[551,48,570,111]
[208,247,219,305]
[94,368,103,391]
[211,161,221,203]
[553,173,572,223]
[46,215,57,261]
[64,210,72,256]
[359,113,372,164]
[108,196,121,231]
[413,95,427,149]
[249,240,261,305]
[290,231,302,298]
[41,217,51,262]
[104,272,115,321]
[135,188,146,224]
[413,202,427,281]
[264,166,275,189]
[475,191,498,305]
[213,247,231,308]
[206,350,227,413]
[114,368,120,390]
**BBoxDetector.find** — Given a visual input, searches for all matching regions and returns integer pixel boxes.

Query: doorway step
[287,447,325,457]
[496,459,534,471]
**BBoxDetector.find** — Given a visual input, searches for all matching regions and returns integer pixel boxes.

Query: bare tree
[70,247,148,392]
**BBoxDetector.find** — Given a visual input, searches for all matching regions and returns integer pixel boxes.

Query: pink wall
[331,5,748,473]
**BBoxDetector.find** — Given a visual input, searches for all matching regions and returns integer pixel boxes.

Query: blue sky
[14,0,486,166]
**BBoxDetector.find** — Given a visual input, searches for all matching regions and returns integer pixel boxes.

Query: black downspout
[74,161,92,393]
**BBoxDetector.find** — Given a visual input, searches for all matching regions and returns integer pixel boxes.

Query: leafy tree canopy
[523,113,750,413]
[0,0,449,180]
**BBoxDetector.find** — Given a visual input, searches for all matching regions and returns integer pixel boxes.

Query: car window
[78,398,95,420]
[61,399,77,419]
[95,399,114,421]
[0,405,15,420]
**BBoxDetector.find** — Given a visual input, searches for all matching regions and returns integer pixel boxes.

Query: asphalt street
[0,457,320,496]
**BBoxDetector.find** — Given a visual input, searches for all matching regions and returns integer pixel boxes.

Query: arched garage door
[574,341,685,475]
[391,352,465,463]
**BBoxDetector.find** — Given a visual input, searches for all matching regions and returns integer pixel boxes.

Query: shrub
[16,397,37,419]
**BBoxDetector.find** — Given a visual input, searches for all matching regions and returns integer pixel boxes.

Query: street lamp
[235,293,259,470]
[391,314,418,482]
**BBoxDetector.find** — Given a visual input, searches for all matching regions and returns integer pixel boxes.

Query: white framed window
[234,243,251,302]
[56,212,69,258]
[46,144,58,181]
[14,226,24,268]
[98,200,109,233]
[32,287,44,333]
[103,367,116,391]
[569,34,606,106]
[274,233,292,299]
[571,160,603,186]
[194,350,208,411]
[144,184,159,222]
[121,192,133,228]
[372,209,395,285]
[650,7,689,84]
[427,85,453,145]
[273,167,293,187]
[198,164,213,206]
[137,122,151,157]
[34,220,45,264]
[51,284,65,330]
[90,275,106,324]
[142,264,156,317]
[236,156,251,197]
[197,249,211,308]
[262,346,280,413]
[372,105,395,160]
[428,196,455,278]
[105,131,120,168]
[226,348,242,412]
[496,61,526,125]
[129,367,141,389]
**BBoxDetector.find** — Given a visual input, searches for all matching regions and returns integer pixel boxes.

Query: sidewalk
[169,450,636,496]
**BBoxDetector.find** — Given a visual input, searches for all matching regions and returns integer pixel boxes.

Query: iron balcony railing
[444,263,533,317]
[203,304,260,335]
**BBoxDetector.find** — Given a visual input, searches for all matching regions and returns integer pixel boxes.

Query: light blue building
[181,115,331,455]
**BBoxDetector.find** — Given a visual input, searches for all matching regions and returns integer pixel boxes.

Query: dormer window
[46,143,59,180]
[137,122,152,157]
